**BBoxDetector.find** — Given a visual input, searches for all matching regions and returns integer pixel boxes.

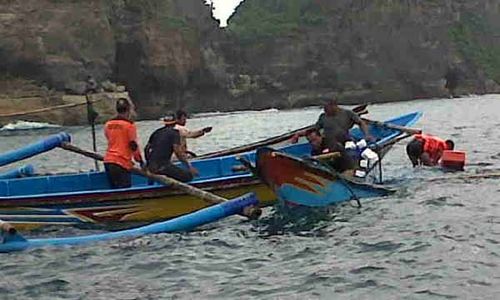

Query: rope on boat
[0,97,105,119]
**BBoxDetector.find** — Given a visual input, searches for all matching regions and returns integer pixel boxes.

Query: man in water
[144,112,198,182]
[406,134,455,167]
[103,98,144,188]
[174,110,212,157]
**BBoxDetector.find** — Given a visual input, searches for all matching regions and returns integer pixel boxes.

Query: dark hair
[305,128,321,136]
[176,109,188,120]
[116,98,130,114]
[445,139,455,150]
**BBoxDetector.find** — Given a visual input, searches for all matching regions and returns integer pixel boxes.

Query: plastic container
[361,148,379,163]
[359,159,369,168]
[345,141,357,150]
[354,170,367,178]
[356,139,368,149]
[440,150,466,171]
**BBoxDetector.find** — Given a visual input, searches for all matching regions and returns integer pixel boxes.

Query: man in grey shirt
[316,99,372,152]
[293,98,373,172]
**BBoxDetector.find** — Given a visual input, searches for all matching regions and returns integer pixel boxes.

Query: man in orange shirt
[104,98,144,188]
[406,134,455,167]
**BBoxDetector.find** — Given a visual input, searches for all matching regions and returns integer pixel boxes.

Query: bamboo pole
[0,98,104,119]
[59,143,262,219]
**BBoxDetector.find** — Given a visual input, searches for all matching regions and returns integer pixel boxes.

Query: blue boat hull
[255,148,394,207]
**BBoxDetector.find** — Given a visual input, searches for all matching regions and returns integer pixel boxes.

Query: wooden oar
[59,143,262,219]
[198,104,368,159]
[362,118,422,135]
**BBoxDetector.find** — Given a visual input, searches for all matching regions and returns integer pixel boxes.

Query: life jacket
[414,134,448,164]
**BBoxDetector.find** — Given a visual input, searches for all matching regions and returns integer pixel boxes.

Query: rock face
[225,0,500,107]
[0,0,221,121]
[0,78,127,126]
[1,0,500,124]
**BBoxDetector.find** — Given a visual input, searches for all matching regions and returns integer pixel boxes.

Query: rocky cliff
[0,0,222,122]
[225,0,500,107]
[1,0,500,125]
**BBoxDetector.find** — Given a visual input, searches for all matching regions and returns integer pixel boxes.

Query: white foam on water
[0,120,61,131]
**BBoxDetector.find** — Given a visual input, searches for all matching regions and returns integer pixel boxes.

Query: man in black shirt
[144,113,198,182]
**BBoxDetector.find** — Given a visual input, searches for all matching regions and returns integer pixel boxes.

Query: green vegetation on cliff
[107,0,198,45]
[450,12,500,83]
[227,0,326,42]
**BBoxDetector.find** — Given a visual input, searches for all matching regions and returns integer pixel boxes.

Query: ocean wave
[0,121,61,131]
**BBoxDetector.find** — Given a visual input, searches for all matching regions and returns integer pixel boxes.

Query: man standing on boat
[314,98,373,148]
[406,134,455,167]
[293,98,373,171]
[103,98,144,188]
[144,113,198,182]
[174,110,212,157]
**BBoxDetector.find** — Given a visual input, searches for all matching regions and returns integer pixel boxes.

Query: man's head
[306,128,323,149]
[445,139,455,150]
[176,110,188,126]
[323,98,339,116]
[116,98,131,116]
[162,111,177,127]
[406,139,424,167]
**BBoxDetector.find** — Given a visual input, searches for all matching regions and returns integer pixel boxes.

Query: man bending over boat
[406,134,455,167]
[174,110,212,157]
[305,128,356,172]
[294,98,373,172]
[144,113,198,182]
[104,98,144,188]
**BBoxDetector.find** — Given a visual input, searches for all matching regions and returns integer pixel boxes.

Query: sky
[205,0,245,27]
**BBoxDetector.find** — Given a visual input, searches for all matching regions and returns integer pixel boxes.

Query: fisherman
[406,134,455,167]
[85,75,98,94]
[103,98,144,188]
[293,98,373,171]
[305,128,355,173]
[174,110,212,157]
[144,112,198,182]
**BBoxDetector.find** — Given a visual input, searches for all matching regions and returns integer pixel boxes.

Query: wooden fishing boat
[254,148,393,207]
[0,111,421,230]
[0,193,257,253]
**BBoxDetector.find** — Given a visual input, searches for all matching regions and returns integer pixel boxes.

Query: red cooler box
[440,150,466,171]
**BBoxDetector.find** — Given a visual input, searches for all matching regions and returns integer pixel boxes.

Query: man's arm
[350,111,373,141]
[128,124,144,165]
[184,128,205,139]
[420,152,435,166]
[292,114,324,142]
[174,144,198,176]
